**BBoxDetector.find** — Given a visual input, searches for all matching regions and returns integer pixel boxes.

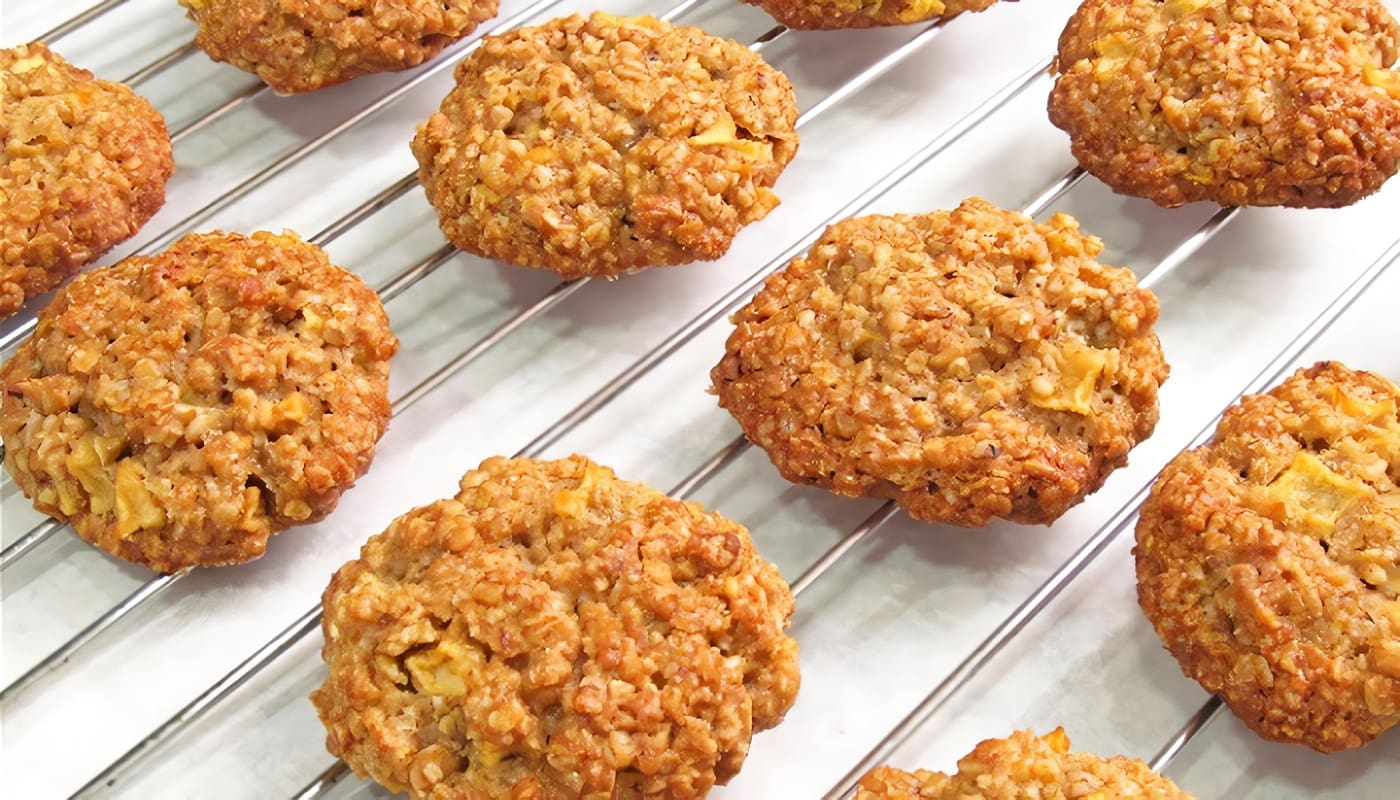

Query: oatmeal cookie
[1137,361,1400,752]
[711,197,1168,527]
[1048,0,1400,208]
[742,0,998,30]
[855,728,1193,798]
[0,230,398,573]
[410,12,800,279]
[180,0,499,94]
[1,42,173,319]
[312,454,800,799]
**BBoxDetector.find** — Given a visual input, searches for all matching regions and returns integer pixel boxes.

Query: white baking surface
[2,0,1400,797]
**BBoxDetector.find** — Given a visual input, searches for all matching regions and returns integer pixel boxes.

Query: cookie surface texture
[0,230,398,572]
[854,728,1194,799]
[1049,0,1400,208]
[1,42,173,319]
[180,0,499,93]
[312,454,800,799]
[410,12,800,279]
[1136,361,1400,752]
[742,0,997,30]
[712,197,1168,527]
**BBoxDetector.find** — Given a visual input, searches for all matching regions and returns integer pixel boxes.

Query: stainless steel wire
[121,40,199,87]
[34,0,128,42]
[822,233,1400,798]
[0,568,190,703]
[1149,696,1225,772]
[0,518,60,570]
[70,42,1057,798]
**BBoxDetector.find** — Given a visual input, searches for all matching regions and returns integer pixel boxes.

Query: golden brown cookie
[742,0,997,30]
[312,454,800,799]
[1,42,173,319]
[410,12,800,279]
[712,197,1168,527]
[0,230,398,573]
[180,0,499,94]
[855,728,1193,799]
[1048,0,1400,208]
[1137,361,1400,752]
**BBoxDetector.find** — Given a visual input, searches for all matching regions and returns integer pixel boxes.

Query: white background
[2,0,1399,797]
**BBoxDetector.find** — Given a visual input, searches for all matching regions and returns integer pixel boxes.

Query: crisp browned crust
[179,0,499,94]
[711,197,1168,527]
[1136,362,1400,752]
[410,12,800,279]
[0,231,397,572]
[741,0,997,30]
[1,42,173,319]
[312,454,799,798]
[855,728,1193,799]
[1049,0,1400,208]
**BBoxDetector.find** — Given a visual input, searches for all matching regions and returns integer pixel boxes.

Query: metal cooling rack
[3,0,1399,797]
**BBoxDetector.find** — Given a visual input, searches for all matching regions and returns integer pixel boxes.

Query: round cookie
[711,197,1168,527]
[410,12,800,279]
[312,454,800,799]
[0,230,398,573]
[1,42,173,319]
[179,0,499,94]
[1136,361,1400,752]
[855,728,1193,799]
[742,0,998,30]
[1048,0,1400,208]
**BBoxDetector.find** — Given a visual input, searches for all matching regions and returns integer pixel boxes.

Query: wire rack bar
[121,40,199,87]
[0,568,190,703]
[822,233,1400,798]
[791,503,900,597]
[69,45,1053,795]
[72,605,326,797]
[1149,696,1224,772]
[1140,206,1240,292]
[33,0,128,42]
[0,518,60,570]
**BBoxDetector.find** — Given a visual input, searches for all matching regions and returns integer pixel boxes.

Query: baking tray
[2,0,1399,797]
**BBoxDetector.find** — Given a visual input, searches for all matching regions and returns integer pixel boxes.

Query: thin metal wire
[378,244,459,305]
[310,174,420,248]
[1022,166,1086,219]
[791,504,899,597]
[1140,206,1240,291]
[823,234,1400,799]
[0,568,190,703]
[169,82,269,144]
[121,40,199,87]
[0,518,60,570]
[76,48,1056,800]
[289,761,352,800]
[75,607,324,796]
[1149,696,1224,772]
[35,0,128,42]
